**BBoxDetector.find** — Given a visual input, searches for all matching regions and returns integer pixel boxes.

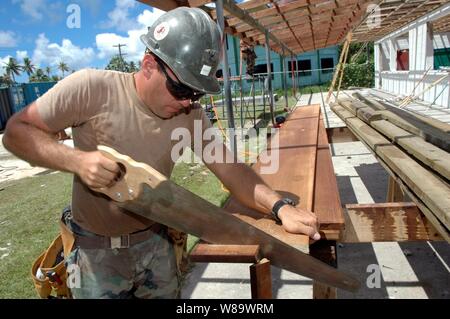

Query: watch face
[284,198,296,206]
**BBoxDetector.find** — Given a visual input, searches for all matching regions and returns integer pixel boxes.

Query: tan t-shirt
[36,69,211,236]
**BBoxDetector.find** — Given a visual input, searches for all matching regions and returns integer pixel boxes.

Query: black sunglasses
[155,58,204,101]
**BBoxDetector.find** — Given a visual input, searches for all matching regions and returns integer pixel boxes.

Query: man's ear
[141,54,158,77]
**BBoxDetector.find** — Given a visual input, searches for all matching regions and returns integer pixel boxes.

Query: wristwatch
[271,198,296,223]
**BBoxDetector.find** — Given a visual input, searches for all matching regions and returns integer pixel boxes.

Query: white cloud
[32,34,95,72]
[74,0,102,16]
[16,50,28,61]
[137,8,165,28]
[0,31,18,48]
[99,0,140,32]
[12,0,46,20]
[12,0,64,23]
[96,8,165,64]
[0,55,12,76]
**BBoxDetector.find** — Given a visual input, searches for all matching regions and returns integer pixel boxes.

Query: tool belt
[31,206,187,298]
[73,223,165,249]
[31,217,75,299]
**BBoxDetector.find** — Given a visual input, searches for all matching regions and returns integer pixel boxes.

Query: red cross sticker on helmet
[154,22,169,41]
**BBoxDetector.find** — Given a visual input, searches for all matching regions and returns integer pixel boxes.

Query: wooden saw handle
[92,145,166,202]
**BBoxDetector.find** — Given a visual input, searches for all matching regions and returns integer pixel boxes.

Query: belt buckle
[110,234,130,249]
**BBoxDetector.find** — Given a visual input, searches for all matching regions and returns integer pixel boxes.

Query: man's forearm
[3,120,82,174]
[222,163,282,215]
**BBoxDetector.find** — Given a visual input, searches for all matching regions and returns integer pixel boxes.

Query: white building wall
[433,32,450,49]
[373,3,450,108]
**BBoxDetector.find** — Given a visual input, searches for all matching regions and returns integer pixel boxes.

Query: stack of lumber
[330,94,450,242]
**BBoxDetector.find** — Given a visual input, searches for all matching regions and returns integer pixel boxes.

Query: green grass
[0,172,72,299]
[170,162,230,252]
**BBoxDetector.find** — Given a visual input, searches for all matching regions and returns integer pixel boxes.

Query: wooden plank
[310,240,337,299]
[313,113,345,234]
[345,117,389,149]
[386,176,405,202]
[357,107,382,123]
[385,170,450,243]
[378,145,450,230]
[330,103,355,121]
[187,0,210,7]
[190,244,260,263]
[333,111,450,232]
[371,119,450,181]
[250,258,272,299]
[336,109,450,243]
[353,94,450,151]
[137,0,182,11]
[338,99,382,123]
[342,203,444,243]
[224,105,322,249]
[338,99,367,115]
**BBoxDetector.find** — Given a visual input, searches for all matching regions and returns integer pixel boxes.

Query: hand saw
[92,145,360,292]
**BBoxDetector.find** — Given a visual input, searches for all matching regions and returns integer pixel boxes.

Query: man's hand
[278,205,321,240]
[76,151,120,188]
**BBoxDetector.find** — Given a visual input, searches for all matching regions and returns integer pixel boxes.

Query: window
[321,58,334,73]
[434,48,450,70]
[215,68,231,78]
[288,60,297,72]
[298,60,312,76]
[397,50,409,71]
[253,63,274,80]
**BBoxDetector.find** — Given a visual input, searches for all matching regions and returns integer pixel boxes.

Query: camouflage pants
[64,216,179,299]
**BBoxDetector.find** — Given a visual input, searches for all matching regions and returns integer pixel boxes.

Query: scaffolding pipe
[216,0,237,156]
[239,40,244,138]
[282,53,288,110]
[291,55,296,98]
[265,30,275,126]
[252,76,256,126]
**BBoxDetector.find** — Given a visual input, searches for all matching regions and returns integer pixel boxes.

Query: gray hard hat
[140,7,222,94]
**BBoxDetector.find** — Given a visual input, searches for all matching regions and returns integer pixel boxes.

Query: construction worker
[2,7,320,299]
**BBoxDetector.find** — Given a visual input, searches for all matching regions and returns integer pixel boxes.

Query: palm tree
[4,57,22,83]
[23,57,36,80]
[58,61,69,78]
[129,61,137,72]
[45,66,52,78]
[29,68,50,82]
[0,74,13,86]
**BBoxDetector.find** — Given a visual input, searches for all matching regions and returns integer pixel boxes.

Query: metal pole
[291,55,296,98]
[265,30,275,126]
[252,76,256,126]
[282,52,288,111]
[239,41,244,138]
[216,0,237,156]
[262,76,266,120]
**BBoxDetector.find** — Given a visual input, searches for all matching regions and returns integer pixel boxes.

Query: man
[3,7,319,299]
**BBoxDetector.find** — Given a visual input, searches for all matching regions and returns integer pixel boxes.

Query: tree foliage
[4,57,22,83]
[338,42,375,88]
[29,68,50,82]
[105,55,139,73]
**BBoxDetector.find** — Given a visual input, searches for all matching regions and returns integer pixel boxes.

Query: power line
[113,44,127,72]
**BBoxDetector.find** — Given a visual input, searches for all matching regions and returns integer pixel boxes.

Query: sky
[0,0,167,82]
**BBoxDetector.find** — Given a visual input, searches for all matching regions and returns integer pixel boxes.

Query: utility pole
[113,44,127,72]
